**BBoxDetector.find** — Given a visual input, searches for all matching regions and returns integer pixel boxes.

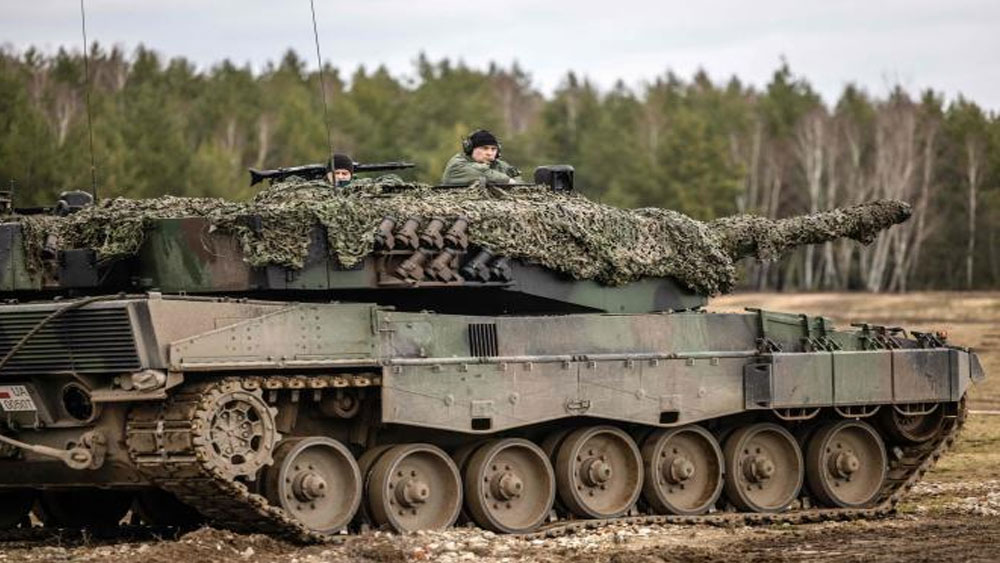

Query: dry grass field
[0,292,996,562]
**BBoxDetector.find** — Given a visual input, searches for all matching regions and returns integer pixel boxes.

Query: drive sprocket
[191,380,280,480]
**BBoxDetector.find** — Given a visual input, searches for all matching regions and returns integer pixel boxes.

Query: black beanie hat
[331,153,354,173]
[468,130,499,150]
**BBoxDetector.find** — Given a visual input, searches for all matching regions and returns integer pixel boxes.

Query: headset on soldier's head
[462,129,502,159]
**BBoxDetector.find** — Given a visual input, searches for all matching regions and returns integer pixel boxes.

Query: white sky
[2,0,999,110]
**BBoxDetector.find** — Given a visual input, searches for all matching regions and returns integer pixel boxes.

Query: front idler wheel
[463,438,555,533]
[367,443,463,532]
[555,425,643,519]
[641,425,724,515]
[262,437,362,534]
[722,423,803,513]
[880,404,945,444]
[806,420,887,508]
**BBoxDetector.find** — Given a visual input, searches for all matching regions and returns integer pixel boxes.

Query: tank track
[125,378,339,544]
[110,377,962,544]
[526,402,964,540]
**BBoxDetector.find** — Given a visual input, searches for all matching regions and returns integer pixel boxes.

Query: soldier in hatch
[327,153,355,187]
[440,129,522,185]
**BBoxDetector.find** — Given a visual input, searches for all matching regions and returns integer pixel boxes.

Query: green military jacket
[440,152,522,185]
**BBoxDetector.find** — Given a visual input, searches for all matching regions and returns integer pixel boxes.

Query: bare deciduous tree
[863,97,917,291]
[794,108,828,288]
[963,134,984,288]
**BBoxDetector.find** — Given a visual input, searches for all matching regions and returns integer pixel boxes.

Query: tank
[0,180,985,540]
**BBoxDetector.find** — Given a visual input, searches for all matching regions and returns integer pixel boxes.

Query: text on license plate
[0,385,37,412]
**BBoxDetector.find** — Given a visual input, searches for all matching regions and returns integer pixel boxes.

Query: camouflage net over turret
[14,179,912,295]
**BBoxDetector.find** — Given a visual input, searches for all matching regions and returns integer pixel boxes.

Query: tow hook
[0,429,106,470]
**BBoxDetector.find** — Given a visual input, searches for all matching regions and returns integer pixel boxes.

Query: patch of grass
[928,415,1000,482]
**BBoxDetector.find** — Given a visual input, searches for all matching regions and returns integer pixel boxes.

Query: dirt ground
[0,291,997,562]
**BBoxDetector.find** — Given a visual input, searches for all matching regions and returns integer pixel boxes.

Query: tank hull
[0,296,985,537]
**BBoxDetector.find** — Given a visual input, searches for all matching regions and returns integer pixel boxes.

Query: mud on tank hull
[0,295,985,538]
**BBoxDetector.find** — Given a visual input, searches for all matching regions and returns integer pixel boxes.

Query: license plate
[0,385,37,412]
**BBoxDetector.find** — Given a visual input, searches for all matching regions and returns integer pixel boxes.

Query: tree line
[1,45,997,291]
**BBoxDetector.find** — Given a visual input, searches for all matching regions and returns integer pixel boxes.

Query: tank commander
[440,129,522,185]
[327,153,355,187]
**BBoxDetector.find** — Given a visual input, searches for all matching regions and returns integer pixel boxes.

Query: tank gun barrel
[709,200,912,261]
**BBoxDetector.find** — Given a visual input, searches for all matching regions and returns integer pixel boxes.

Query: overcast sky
[3,0,999,110]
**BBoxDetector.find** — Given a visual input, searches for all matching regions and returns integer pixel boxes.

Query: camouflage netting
[13,178,912,295]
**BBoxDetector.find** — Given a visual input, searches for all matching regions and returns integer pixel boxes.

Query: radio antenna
[79,0,98,201]
[309,0,334,159]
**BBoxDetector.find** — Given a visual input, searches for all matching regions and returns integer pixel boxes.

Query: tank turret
[0,180,909,314]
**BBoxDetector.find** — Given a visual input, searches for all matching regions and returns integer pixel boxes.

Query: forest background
[1,46,998,292]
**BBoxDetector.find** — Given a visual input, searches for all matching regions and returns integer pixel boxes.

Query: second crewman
[327,153,355,187]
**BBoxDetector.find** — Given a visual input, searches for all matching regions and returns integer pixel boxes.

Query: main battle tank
[0,174,985,540]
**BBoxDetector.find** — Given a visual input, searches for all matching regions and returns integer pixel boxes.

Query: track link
[115,378,964,544]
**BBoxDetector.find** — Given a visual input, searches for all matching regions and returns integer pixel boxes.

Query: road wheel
[262,437,362,534]
[806,420,887,508]
[463,438,555,533]
[641,425,723,515]
[554,425,643,519]
[367,443,462,532]
[722,423,803,513]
